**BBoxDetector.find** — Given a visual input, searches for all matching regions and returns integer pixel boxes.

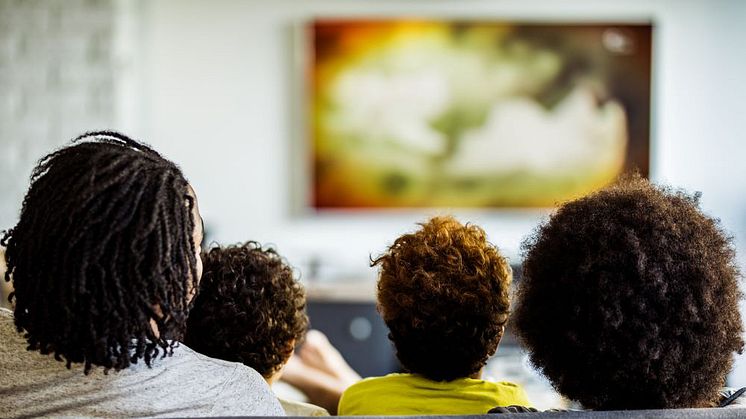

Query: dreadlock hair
[0,131,199,374]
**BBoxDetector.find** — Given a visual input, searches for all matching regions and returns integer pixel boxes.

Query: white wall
[0,0,120,229]
[137,0,746,277]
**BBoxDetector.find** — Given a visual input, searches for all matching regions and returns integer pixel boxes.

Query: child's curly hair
[372,215,512,381]
[185,242,308,378]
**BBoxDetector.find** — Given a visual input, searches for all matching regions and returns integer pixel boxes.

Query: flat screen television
[308,20,652,209]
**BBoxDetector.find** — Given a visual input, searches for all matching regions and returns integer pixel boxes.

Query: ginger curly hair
[372,215,512,381]
[184,242,308,378]
[514,175,744,409]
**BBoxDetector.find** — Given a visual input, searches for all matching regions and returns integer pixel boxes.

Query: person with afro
[507,175,745,411]
[184,242,329,416]
[338,215,531,415]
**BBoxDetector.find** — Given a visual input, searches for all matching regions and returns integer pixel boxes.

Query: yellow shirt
[338,373,531,415]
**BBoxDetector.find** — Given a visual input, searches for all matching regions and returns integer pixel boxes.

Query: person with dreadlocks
[0,132,284,417]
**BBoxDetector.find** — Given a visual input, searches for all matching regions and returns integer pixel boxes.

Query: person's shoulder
[338,374,404,415]
[346,373,412,391]
[487,380,527,393]
[170,343,284,415]
[172,342,270,385]
[342,375,381,395]
[340,373,422,411]
[279,397,329,416]
[174,342,247,368]
[340,375,392,402]
[484,380,531,406]
[490,380,526,392]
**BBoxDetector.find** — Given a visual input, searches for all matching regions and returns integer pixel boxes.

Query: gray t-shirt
[0,308,285,418]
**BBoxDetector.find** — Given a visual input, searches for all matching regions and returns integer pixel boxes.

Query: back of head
[373,215,512,381]
[1,131,199,373]
[184,242,308,378]
[514,175,744,409]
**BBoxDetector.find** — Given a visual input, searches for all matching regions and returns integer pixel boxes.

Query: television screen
[309,20,652,208]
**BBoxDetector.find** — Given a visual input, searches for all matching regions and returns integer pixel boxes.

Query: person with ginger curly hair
[508,175,745,411]
[338,215,531,415]
[184,242,329,416]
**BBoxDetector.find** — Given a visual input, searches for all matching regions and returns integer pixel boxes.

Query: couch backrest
[272,410,746,419]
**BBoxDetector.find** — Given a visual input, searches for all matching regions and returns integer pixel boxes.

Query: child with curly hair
[184,242,328,416]
[338,215,531,415]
